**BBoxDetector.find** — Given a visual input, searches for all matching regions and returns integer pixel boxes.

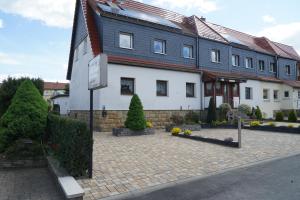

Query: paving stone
[77,129,300,199]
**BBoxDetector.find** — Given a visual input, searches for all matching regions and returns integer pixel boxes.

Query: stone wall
[69,110,205,132]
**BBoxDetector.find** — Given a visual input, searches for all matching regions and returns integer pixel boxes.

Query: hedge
[46,114,92,177]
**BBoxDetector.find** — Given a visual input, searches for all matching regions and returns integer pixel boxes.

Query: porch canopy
[202,70,247,83]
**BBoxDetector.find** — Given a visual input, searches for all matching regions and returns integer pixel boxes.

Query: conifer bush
[207,97,216,124]
[275,111,284,121]
[125,94,146,130]
[255,106,263,120]
[288,110,297,122]
[0,80,48,148]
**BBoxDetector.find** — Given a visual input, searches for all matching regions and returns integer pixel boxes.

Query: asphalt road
[122,154,300,200]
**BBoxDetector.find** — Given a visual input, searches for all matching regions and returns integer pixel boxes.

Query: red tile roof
[283,80,300,88]
[44,82,68,90]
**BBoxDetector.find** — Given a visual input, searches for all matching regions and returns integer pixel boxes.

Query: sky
[0,0,300,83]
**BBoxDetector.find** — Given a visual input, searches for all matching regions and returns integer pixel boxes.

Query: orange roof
[44,82,67,90]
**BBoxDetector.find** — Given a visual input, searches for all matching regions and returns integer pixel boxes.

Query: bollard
[238,116,242,148]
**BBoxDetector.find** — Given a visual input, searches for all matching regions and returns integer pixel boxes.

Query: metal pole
[238,116,242,148]
[89,89,94,178]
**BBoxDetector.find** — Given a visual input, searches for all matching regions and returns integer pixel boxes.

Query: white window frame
[119,32,133,49]
[259,60,265,71]
[156,80,168,97]
[245,57,253,69]
[154,39,166,54]
[186,82,196,98]
[232,54,240,67]
[269,62,276,73]
[273,90,279,101]
[284,90,290,98]
[183,45,193,59]
[211,49,220,63]
[285,65,291,75]
[263,89,270,100]
[245,87,252,100]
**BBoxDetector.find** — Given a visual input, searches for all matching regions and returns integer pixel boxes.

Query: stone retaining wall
[69,110,205,131]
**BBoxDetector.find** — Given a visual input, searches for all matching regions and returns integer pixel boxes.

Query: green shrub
[255,106,263,120]
[4,139,44,159]
[207,97,216,124]
[275,112,284,121]
[0,80,48,148]
[184,111,200,124]
[183,129,192,136]
[219,103,232,121]
[238,104,251,115]
[125,94,146,130]
[287,124,294,128]
[46,114,92,177]
[146,121,153,128]
[288,110,297,122]
[0,77,43,117]
[170,113,184,125]
[250,121,260,127]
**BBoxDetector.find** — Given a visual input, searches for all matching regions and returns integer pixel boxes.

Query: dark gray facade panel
[278,58,297,80]
[74,5,88,49]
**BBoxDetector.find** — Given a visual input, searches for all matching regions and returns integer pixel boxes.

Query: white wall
[52,97,69,115]
[70,36,202,111]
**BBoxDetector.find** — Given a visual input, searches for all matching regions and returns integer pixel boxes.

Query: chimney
[200,16,206,21]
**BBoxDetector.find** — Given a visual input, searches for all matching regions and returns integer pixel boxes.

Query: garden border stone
[244,125,300,134]
[176,134,239,148]
[0,157,47,169]
[112,128,155,136]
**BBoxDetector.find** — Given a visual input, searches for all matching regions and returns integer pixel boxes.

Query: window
[273,90,279,100]
[119,32,133,49]
[83,38,87,54]
[285,65,291,75]
[121,78,134,95]
[154,39,166,54]
[259,60,265,71]
[215,82,222,95]
[245,87,252,100]
[298,90,300,99]
[183,45,193,58]
[186,83,195,97]
[245,57,253,68]
[211,49,220,63]
[232,83,239,96]
[269,62,276,73]
[232,55,240,67]
[156,80,168,96]
[205,82,213,96]
[284,91,290,98]
[263,89,269,100]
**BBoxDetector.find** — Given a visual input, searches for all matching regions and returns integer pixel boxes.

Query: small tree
[207,97,216,124]
[125,94,146,130]
[238,104,251,116]
[219,103,231,121]
[288,110,297,122]
[0,77,43,117]
[0,80,48,147]
[275,111,284,121]
[255,106,263,120]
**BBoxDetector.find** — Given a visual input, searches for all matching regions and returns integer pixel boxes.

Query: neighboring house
[67,0,300,130]
[51,94,70,115]
[43,82,68,100]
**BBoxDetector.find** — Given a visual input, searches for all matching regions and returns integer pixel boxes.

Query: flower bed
[245,125,300,134]
[165,124,202,132]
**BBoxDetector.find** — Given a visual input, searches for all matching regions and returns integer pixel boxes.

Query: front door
[227,83,239,108]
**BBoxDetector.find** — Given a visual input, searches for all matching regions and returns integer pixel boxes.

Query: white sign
[88,54,108,90]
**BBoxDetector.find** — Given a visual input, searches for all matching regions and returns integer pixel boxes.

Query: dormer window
[245,57,253,68]
[154,39,166,54]
[269,62,276,73]
[259,60,265,71]
[183,45,193,59]
[119,32,133,49]
[211,49,220,63]
[232,55,240,67]
[285,65,291,75]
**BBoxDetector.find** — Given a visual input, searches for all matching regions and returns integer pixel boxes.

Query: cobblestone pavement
[0,168,63,200]
[78,129,300,200]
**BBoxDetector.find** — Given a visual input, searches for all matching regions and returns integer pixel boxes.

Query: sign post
[238,116,242,148]
[88,54,108,178]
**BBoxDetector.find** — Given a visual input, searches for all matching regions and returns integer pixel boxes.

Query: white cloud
[258,22,300,42]
[0,0,76,28]
[262,15,275,23]
[0,52,20,65]
[151,0,218,13]
[0,19,3,28]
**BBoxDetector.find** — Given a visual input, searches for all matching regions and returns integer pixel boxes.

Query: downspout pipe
[276,55,279,79]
